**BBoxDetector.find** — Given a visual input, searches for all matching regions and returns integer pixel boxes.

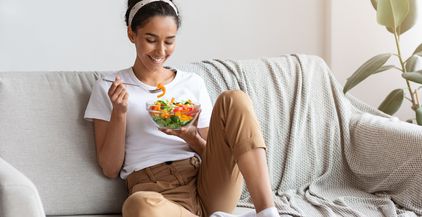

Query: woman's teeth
[150,56,165,63]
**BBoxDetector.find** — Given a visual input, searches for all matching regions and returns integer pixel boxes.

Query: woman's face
[129,16,178,71]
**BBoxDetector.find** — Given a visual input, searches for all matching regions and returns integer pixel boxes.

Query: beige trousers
[122,90,266,217]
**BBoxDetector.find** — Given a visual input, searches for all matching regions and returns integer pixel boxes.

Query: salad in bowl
[146,98,201,130]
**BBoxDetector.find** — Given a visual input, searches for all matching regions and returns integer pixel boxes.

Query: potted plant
[343,0,422,125]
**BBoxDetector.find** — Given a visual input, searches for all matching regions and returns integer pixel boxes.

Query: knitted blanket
[177,54,422,217]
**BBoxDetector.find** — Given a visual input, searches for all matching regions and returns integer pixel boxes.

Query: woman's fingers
[116,88,128,104]
[122,91,129,102]
[159,125,197,143]
[121,92,129,106]
[108,76,122,96]
[112,84,125,101]
[107,75,128,111]
[108,76,127,102]
[159,128,182,137]
[160,128,176,135]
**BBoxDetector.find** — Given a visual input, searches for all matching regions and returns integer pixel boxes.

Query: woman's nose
[156,43,166,56]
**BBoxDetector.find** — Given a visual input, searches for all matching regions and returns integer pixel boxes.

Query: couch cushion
[46,207,254,217]
[0,71,127,215]
[48,216,121,217]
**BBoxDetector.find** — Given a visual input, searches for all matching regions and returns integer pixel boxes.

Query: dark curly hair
[125,0,181,32]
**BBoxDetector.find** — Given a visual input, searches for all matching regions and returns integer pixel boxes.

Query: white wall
[0,0,130,71]
[0,0,328,72]
[2,0,420,120]
[330,0,422,121]
[174,0,329,64]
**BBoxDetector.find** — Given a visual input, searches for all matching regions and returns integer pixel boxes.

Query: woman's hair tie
[128,0,179,27]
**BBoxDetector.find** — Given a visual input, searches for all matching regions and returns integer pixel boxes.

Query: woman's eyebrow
[145,33,176,39]
[145,33,158,37]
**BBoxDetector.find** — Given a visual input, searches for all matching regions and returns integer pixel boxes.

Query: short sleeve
[84,79,113,122]
[196,78,213,129]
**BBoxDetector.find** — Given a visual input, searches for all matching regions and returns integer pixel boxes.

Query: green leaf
[378,88,404,115]
[371,0,378,9]
[406,56,419,72]
[374,65,395,74]
[416,106,422,125]
[385,0,418,35]
[377,0,410,30]
[402,71,422,84]
[413,43,422,56]
[343,53,392,93]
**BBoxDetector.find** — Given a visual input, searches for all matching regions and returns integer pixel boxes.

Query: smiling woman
[83,1,280,217]
[123,0,180,87]
[127,15,178,86]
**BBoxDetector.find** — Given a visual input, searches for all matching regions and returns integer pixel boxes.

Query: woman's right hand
[108,75,129,114]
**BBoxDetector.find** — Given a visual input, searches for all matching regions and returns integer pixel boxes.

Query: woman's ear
[127,27,136,43]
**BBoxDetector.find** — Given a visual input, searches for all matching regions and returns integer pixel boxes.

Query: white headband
[128,0,179,27]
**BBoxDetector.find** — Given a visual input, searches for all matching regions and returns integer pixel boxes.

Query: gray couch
[1,55,421,217]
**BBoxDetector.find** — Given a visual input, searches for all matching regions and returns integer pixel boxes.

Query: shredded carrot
[156,83,166,98]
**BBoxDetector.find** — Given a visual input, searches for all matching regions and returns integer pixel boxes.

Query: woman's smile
[149,55,166,64]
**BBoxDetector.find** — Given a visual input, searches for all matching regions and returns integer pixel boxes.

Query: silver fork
[102,78,162,93]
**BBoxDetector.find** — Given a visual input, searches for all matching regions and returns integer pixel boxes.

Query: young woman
[84,1,280,217]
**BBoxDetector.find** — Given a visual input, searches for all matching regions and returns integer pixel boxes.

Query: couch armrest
[0,157,45,217]
[349,113,422,175]
[348,113,422,212]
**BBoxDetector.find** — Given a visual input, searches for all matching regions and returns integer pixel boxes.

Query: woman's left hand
[159,124,199,144]
[159,112,206,153]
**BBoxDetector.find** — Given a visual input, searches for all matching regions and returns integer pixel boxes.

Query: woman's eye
[146,38,156,43]
[165,41,174,45]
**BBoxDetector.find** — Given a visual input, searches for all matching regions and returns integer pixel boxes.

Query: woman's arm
[94,114,126,179]
[94,76,128,179]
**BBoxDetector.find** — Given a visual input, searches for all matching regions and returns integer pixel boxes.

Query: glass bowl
[146,99,201,130]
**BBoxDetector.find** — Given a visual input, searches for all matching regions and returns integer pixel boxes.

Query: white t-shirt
[84,67,213,179]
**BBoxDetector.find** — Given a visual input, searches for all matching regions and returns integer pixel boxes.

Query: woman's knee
[218,90,248,99]
[122,191,166,217]
[215,90,252,110]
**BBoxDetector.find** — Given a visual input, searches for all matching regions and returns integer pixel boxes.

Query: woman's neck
[132,61,175,86]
